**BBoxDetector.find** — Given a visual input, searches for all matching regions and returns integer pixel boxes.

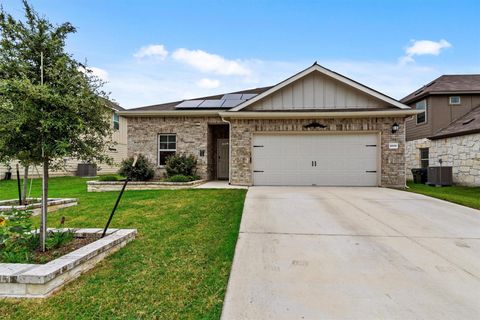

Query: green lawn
[0,176,247,319]
[407,181,480,210]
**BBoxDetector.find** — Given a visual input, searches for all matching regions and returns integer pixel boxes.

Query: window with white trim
[420,148,429,168]
[416,99,427,124]
[113,113,119,130]
[158,134,176,166]
[449,96,461,105]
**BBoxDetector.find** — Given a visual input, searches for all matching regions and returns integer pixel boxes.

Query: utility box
[427,166,453,186]
[77,163,97,177]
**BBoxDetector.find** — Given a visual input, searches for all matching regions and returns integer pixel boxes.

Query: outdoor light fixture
[391,123,400,134]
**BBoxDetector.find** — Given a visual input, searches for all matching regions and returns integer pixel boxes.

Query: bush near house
[118,154,155,181]
[165,154,197,179]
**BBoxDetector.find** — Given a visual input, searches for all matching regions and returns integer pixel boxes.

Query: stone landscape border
[0,228,137,298]
[87,179,206,192]
[0,198,78,216]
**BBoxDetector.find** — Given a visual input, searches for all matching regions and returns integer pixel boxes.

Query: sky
[2,0,480,108]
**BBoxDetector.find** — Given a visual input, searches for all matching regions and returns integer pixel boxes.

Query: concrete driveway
[221,187,480,320]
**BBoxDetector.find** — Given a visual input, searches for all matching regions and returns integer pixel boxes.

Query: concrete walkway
[195,181,248,189]
[221,187,480,319]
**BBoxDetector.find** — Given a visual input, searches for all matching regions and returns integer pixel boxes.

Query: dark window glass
[159,151,175,166]
[113,113,120,130]
[420,148,429,168]
[416,100,427,124]
[158,134,176,166]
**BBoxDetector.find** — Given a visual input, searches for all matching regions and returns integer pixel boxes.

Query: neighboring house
[0,100,127,179]
[120,63,416,187]
[402,75,480,186]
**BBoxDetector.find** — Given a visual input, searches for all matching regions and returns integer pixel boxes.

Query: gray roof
[128,86,273,111]
[430,105,480,140]
[401,74,480,104]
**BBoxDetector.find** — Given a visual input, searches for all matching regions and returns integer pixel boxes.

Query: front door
[217,139,230,179]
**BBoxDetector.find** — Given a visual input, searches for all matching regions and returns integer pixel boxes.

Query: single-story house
[119,63,417,187]
[402,74,480,186]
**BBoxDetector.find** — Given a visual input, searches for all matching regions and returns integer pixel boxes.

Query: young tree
[0,1,113,251]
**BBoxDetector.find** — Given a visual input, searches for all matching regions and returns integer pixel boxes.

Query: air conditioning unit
[427,166,453,186]
[77,163,97,177]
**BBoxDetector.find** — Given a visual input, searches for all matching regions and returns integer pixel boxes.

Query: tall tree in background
[0,1,113,251]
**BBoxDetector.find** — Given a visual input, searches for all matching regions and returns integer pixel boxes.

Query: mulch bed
[32,236,97,264]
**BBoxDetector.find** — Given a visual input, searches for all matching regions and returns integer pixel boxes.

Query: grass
[0,176,247,319]
[407,181,480,210]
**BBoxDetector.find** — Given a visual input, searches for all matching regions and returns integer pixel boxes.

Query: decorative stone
[0,198,77,216]
[0,228,136,298]
[406,133,480,186]
[87,180,206,192]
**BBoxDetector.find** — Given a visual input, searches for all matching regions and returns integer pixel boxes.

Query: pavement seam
[239,231,480,240]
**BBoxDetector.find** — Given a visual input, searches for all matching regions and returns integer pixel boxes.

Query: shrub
[0,209,37,263]
[166,174,191,182]
[118,154,155,181]
[98,174,120,181]
[165,154,197,177]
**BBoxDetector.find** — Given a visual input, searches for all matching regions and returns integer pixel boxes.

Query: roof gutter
[219,110,421,119]
[117,110,220,117]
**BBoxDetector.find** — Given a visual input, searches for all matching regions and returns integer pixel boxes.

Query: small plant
[0,209,37,263]
[45,230,75,250]
[98,174,120,181]
[166,174,191,182]
[118,154,155,181]
[165,174,201,182]
[165,154,197,178]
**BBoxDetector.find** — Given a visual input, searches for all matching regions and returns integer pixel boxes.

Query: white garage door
[252,134,379,186]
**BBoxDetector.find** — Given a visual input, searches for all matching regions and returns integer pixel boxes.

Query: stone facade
[127,116,225,179]
[406,133,480,186]
[128,115,407,187]
[229,117,406,187]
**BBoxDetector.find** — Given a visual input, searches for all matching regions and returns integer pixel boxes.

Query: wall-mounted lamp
[391,122,400,134]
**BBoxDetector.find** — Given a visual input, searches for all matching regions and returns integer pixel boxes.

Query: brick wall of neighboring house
[406,133,480,186]
[127,116,225,179]
[229,117,406,187]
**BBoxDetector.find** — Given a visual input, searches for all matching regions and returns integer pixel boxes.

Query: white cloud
[88,67,109,81]
[134,44,168,60]
[400,39,452,64]
[172,48,251,76]
[196,78,221,89]
[78,66,109,81]
[101,43,479,108]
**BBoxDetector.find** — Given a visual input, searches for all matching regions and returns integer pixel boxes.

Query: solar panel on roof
[198,100,225,108]
[175,100,204,109]
[221,99,246,108]
[222,93,243,100]
[241,93,257,100]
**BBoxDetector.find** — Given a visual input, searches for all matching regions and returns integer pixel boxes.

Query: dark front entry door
[217,139,229,179]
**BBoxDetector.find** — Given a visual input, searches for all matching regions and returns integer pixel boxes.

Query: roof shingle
[401,74,480,104]
[429,105,480,140]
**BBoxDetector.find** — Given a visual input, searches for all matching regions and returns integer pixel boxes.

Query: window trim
[420,147,429,168]
[449,96,461,105]
[157,133,177,167]
[113,113,120,130]
[416,99,427,125]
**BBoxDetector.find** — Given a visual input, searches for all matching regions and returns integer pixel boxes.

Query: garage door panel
[252,134,379,186]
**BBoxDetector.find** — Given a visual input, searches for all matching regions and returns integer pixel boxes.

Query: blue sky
[3,0,480,108]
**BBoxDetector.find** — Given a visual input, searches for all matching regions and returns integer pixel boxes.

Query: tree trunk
[40,160,49,252]
[22,165,29,205]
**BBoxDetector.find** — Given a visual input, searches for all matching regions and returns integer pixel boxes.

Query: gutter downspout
[221,115,232,185]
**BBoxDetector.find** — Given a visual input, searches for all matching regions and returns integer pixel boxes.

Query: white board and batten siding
[246,72,387,111]
[252,133,380,186]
